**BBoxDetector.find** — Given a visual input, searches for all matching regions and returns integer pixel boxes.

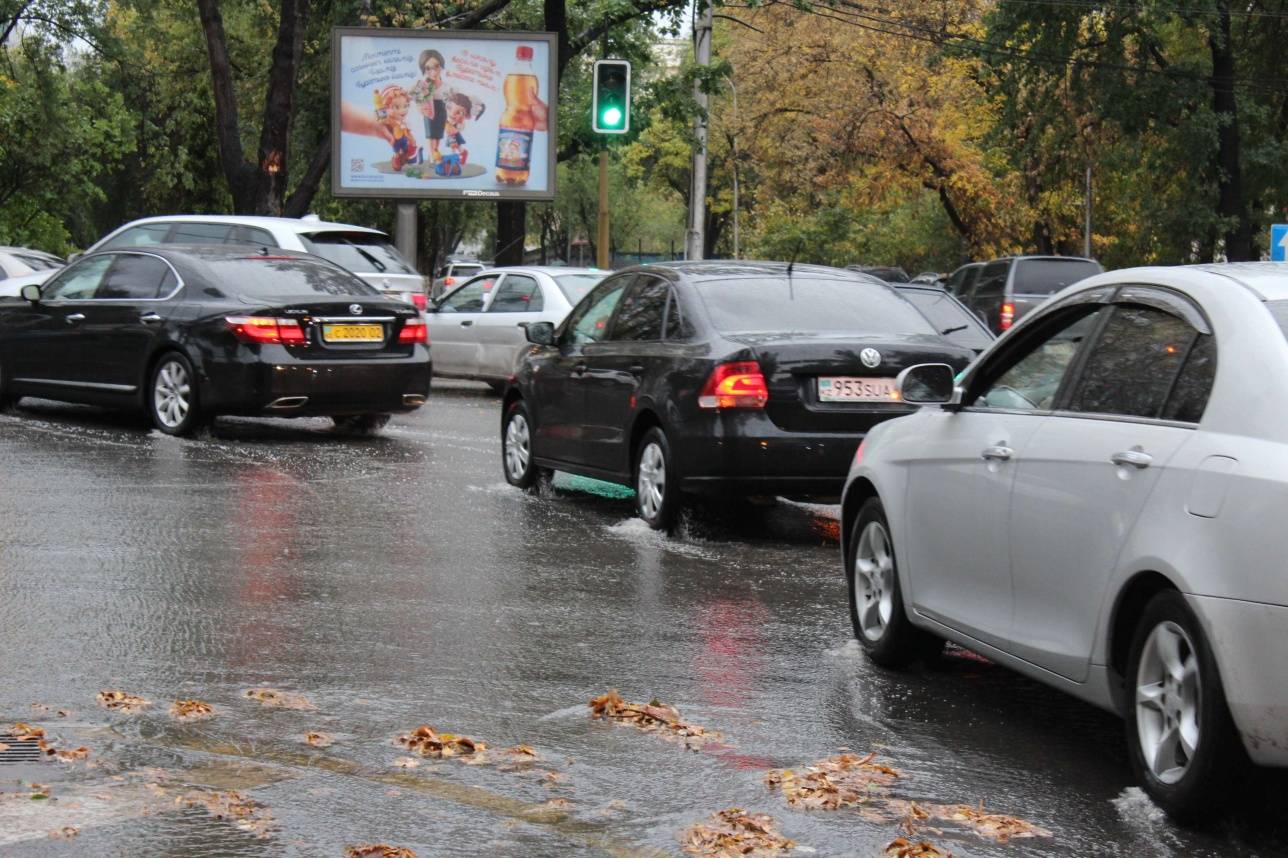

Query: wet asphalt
[0,381,1286,857]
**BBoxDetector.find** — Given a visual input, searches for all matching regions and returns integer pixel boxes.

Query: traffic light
[592,59,631,134]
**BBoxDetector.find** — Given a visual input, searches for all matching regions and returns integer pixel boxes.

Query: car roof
[89,244,325,264]
[479,266,603,275]
[107,215,386,237]
[990,255,1100,264]
[1181,263,1288,301]
[0,246,61,257]
[624,260,871,284]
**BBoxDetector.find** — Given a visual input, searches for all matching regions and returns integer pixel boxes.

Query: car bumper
[672,413,860,500]
[1190,594,1288,766]
[202,348,432,417]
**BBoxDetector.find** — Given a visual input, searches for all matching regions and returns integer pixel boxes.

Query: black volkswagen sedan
[500,262,976,528]
[0,246,430,436]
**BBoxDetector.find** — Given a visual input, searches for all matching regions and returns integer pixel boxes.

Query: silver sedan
[840,262,1288,820]
[427,267,605,390]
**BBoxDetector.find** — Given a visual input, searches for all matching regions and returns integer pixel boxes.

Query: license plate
[322,323,384,343]
[818,376,898,403]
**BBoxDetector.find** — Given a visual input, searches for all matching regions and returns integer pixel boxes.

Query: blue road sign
[1273,224,1288,262]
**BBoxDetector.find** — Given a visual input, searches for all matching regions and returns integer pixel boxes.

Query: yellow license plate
[323,323,384,343]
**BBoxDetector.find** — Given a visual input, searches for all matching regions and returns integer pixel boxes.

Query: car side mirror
[525,321,555,346]
[20,284,41,303]
[896,363,958,405]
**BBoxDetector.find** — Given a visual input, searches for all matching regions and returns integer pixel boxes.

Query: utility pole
[686,0,713,260]
[597,149,610,268]
[395,203,417,270]
[724,74,739,260]
[1083,165,1093,258]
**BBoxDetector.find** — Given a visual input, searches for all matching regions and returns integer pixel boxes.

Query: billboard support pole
[395,202,418,270]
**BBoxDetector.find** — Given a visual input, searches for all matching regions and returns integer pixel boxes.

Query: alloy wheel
[854,520,895,642]
[504,413,531,481]
[153,360,190,429]
[637,441,666,520]
[1135,620,1201,785]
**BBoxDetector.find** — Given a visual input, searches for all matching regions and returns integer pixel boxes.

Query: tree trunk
[1209,2,1254,260]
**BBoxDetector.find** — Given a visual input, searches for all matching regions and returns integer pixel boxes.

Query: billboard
[331,28,558,201]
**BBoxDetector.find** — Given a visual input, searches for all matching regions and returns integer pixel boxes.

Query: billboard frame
[330,27,559,202]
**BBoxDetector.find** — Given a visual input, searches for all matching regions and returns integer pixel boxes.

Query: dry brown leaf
[588,690,714,750]
[179,790,274,839]
[10,723,44,741]
[29,783,50,799]
[53,745,90,762]
[344,845,418,858]
[49,826,79,839]
[681,807,795,856]
[303,731,334,748]
[928,803,1050,842]
[765,753,900,810]
[396,725,484,759]
[0,743,8,752]
[97,691,151,714]
[244,688,315,710]
[885,836,950,857]
[170,700,214,721]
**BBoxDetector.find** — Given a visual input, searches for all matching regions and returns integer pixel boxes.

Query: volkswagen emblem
[860,348,882,368]
[349,304,363,316]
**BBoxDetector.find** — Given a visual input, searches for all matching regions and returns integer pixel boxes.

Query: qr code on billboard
[350,158,364,172]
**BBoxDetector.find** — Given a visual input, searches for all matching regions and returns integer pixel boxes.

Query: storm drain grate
[0,734,44,763]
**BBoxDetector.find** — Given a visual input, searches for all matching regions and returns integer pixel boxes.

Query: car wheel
[502,399,550,491]
[149,352,202,436]
[1125,590,1245,821]
[847,497,943,667]
[635,426,681,531]
[0,357,15,411]
[332,413,392,435]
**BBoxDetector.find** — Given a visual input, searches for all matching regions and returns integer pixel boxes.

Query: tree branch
[571,0,677,57]
[452,0,515,29]
[284,134,332,217]
[0,0,35,47]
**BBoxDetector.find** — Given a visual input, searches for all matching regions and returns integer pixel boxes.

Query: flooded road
[1,382,1285,856]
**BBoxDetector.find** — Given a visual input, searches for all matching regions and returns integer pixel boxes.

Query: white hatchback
[427,267,605,389]
[842,263,1288,820]
[84,215,426,306]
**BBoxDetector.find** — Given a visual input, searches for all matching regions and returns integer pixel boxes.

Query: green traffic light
[601,106,623,127]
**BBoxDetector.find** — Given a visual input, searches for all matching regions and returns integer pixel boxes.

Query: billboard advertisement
[331,28,558,201]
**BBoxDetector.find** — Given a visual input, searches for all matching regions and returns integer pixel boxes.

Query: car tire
[0,357,16,411]
[148,352,203,436]
[502,399,549,491]
[634,426,682,531]
[332,413,392,435]
[1125,589,1246,822]
[847,497,943,667]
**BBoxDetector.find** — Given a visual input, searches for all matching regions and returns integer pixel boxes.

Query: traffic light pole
[686,0,713,260]
[597,147,610,269]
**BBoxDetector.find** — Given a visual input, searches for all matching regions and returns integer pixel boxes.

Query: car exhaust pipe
[266,396,308,409]
[403,394,427,407]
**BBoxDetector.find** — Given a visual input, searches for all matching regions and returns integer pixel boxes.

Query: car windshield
[555,274,602,303]
[201,257,380,298]
[301,232,416,275]
[451,264,483,277]
[698,276,938,336]
[1012,259,1102,295]
[896,287,993,350]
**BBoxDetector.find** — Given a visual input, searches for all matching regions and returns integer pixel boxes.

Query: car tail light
[398,317,428,344]
[699,361,769,409]
[226,316,306,345]
[853,439,866,469]
[443,276,456,287]
[1000,303,1015,331]
[411,293,428,311]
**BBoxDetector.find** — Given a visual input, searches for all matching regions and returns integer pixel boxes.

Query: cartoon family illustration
[371,49,485,177]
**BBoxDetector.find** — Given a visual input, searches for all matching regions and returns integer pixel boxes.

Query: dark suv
[961,256,1103,334]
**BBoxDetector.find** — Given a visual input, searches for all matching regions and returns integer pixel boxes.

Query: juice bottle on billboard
[495,46,538,185]
[372,89,387,122]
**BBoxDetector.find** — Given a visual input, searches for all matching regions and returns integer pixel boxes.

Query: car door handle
[460,320,474,327]
[1111,450,1153,469]
[140,312,163,325]
[981,444,1013,461]
[65,313,85,325]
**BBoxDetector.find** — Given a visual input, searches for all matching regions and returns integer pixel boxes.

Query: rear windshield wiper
[341,238,387,273]
[940,324,969,335]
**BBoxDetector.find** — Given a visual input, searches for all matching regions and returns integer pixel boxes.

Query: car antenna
[786,239,804,277]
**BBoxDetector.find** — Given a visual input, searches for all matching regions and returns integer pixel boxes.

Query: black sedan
[0,245,430,435]
[500,262,976,528]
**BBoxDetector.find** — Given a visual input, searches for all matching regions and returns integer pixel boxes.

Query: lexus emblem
[349,304,363,315]
[860,348,882,368]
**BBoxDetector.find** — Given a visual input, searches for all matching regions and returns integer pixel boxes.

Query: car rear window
[201,257,380,298]
[698,276,938,336]
[301,232,416,275]
[896,287,993,351]
[555,274,602,303]
[1012,259,1102,295]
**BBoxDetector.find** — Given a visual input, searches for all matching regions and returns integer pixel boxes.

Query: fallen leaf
[926,803,1050,842]
[29,783,50,799]
[49,826,79,839]
[885,836,950,857]
[179,790,274,839]
[303,731,334,748]
[170,700,214,721]
[396,725,484,759]
[681,807,795,856]
[588,690,714,750]
[56,709,70,718]
[10,723,45,741]
[765,753,899,810]
[244,688,314,710]
[344,845,418,858]
[54,746,90,762]
[0,743,8,752]
[97,691,151,714]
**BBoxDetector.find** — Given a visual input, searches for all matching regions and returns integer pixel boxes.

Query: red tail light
[699,361,769,409]
[853,439,866,469]
[226,316,306,345]
[443,277,456,287]
[411,293,428,311]
[398,317,428,344]
[1000,303,1015,331]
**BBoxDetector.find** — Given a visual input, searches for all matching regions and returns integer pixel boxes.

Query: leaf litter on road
[885,836,951,857]
[303,731,335,747]
[924,803,1050,842]
[396,725,484,758]
[345,845,417,858]
[764,752,899,810]
[588,690,714,750]
[681,807,795,857]
[170,700,214,721]
[244,688,315,710]
[97,690,151,714]
[178,789,274,838]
